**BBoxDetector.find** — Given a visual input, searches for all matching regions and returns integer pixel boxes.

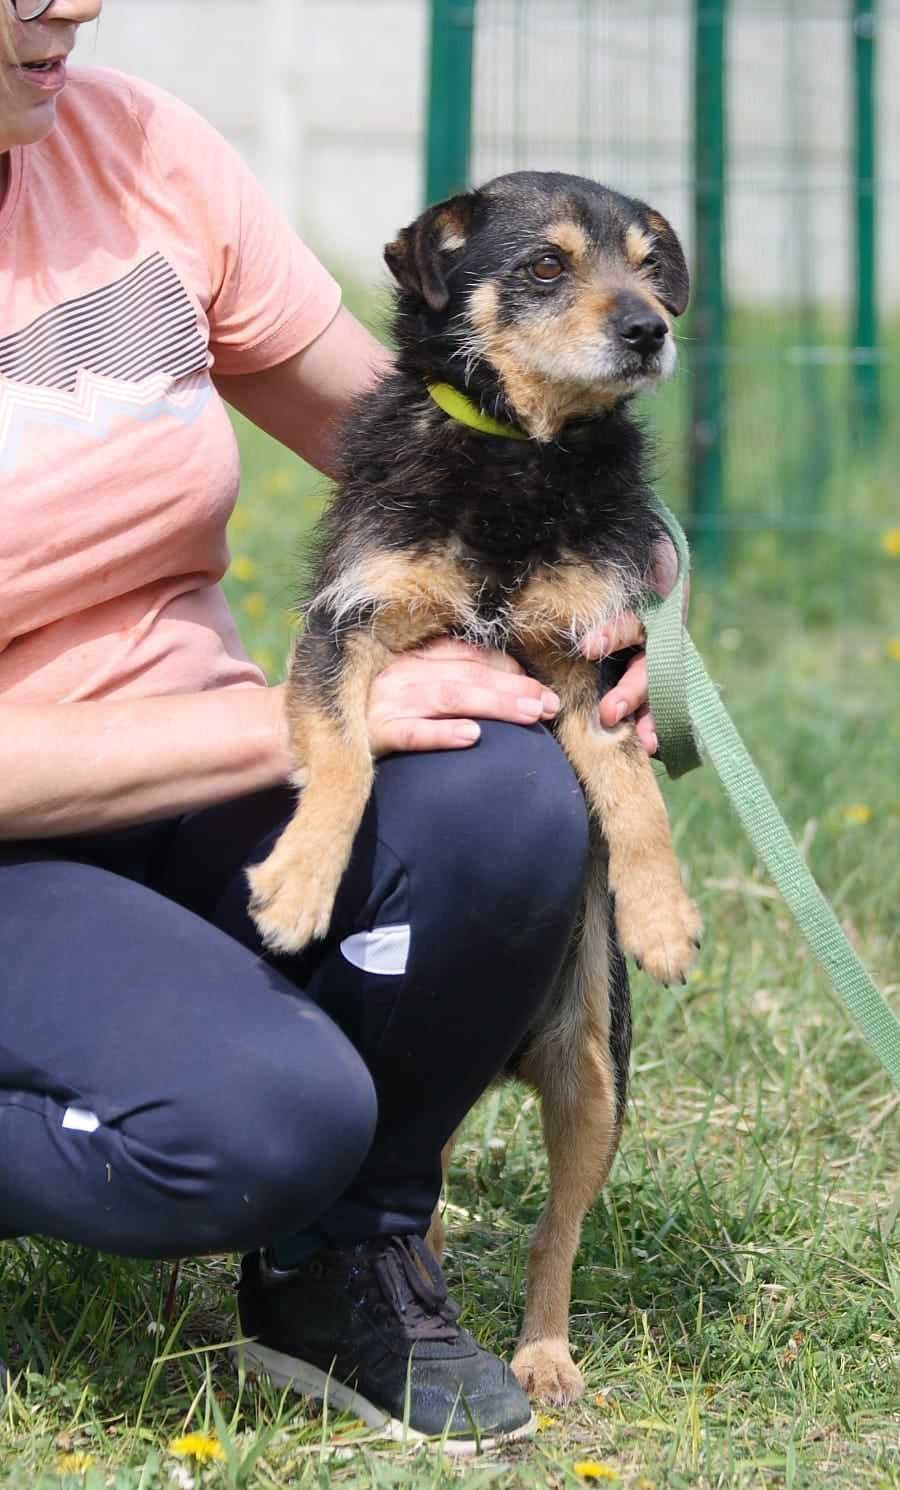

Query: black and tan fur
[248,172,702,1404]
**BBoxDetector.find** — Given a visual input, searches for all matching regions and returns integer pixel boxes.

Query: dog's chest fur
[308,376,663,657]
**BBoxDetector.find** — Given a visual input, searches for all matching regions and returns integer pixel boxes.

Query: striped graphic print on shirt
[0,253,208,392]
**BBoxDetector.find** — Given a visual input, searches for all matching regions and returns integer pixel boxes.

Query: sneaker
[234,1236,535,1454]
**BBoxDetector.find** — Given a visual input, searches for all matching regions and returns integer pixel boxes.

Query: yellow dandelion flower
[536,1413,558,1430]
[230,555,258,583]
[263,469,293,497]
[574,1463,619,1481]
[841,803,873,826]
[230,507,251,533]
[242,592,267,620]
[169,1432,225,1462]
[886,638,900,661]
[594,1393,610,1408]
[58,1453,95,1473]
[880,527,900,558]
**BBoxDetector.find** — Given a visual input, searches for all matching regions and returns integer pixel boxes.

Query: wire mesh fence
[429,1,899,605]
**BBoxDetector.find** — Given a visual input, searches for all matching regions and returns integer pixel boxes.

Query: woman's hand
[581,535,685,757]
[367,638,560,757]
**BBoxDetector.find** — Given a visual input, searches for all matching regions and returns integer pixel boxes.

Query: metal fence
[425,0,898,581]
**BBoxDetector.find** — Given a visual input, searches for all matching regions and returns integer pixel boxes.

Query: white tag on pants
[62,1106,101,1133]
[339,924,411,975]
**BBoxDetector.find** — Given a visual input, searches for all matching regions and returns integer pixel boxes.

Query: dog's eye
[529,254,564,282]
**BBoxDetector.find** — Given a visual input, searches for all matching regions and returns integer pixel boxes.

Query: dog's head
[385,171,689,442]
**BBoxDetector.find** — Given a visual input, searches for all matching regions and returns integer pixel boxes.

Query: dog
[247,171,703,1404]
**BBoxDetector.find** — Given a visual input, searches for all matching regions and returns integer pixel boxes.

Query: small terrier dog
[248,172,702,1403]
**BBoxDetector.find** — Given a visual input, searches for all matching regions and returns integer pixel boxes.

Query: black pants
[0,722,589,1262]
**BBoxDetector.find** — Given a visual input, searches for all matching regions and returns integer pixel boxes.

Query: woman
[0,0,670,1449]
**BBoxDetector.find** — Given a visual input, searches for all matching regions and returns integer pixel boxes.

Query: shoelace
[371,1236,461,1343]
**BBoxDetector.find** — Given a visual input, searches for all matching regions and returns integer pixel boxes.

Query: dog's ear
[641,207,690,317]
[384,193,478,312]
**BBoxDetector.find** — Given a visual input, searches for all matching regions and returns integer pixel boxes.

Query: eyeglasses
[12,1,56,20]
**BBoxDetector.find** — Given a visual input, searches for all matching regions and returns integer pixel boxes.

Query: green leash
[642,498,900,1090]
[425,381,900,1087]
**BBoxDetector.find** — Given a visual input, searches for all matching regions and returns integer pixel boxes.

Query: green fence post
[425,0,477,205]
[690,0,728,573]
[852,0,880,446]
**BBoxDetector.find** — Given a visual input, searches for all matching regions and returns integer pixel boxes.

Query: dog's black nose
[615,310,668,357]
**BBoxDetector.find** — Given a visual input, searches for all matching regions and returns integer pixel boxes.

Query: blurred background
[75,0,899,598]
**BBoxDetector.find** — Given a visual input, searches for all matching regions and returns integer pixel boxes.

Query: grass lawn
[1,306,898,1489]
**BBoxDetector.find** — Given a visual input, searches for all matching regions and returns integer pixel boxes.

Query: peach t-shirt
[0,67,341,703]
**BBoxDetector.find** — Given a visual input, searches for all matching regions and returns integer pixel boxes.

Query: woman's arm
[0,652,559,838]
[0,687,293,839]
[214,306,394,475]
[1,307,567,840]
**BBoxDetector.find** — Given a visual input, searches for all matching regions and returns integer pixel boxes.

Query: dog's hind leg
[425,1132,459,1262]
[511,865,628,1404]
[248,625,390,955]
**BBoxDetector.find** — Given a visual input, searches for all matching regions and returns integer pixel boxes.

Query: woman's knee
[379,720,590,918]
[124,1018,378,1251]
[228,1062,377,1244]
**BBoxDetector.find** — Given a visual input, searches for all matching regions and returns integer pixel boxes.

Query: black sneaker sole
[232,1341,537,1456]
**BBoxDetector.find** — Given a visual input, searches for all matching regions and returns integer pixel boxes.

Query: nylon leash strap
[640,498,900,1089]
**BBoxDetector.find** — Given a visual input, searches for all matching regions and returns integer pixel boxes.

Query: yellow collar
[427,381,530,441]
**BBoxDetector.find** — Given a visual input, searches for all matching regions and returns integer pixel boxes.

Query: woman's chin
[1,95,60,150]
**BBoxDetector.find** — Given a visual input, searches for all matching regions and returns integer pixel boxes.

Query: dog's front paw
[247,847,341,955]
[511,1339,584,1405]
[614,877,703,985]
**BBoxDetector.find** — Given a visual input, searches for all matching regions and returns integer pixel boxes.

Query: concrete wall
[76,0,426,291]
[75,0,900,307]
